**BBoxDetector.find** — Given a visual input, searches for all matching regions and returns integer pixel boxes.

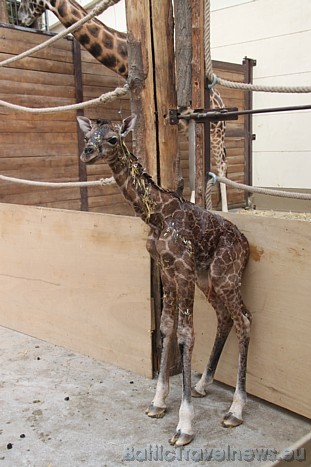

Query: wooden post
[125,0,158,181]
[174,0,192,109]
[73,39,88,211]
[126,0,180,376]
[191,0,206,207]
[150,0,178,190]
[0,0,9,23]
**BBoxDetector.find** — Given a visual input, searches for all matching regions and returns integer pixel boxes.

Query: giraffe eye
[107,136,118,145]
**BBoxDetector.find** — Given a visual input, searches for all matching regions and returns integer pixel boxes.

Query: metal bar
[176,102,311,122]
[243,57,256,205]
[188,119,196,201]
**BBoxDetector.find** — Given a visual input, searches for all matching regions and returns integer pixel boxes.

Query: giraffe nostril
[84,146,94,155]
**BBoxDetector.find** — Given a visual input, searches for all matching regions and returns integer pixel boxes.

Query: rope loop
[208,171,218,185]
[207,73,217,90]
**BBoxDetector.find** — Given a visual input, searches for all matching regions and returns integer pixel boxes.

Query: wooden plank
[0,53,74,74]
[2,132,77,145]
[0,80,76,99]
[0,143,76,157]
[0,37,74,63]
[0,67,75,86]
[0,204,152,377]
[125,0,158,179]
[150,0,178,190]
[0,26,73,51]
[192,0,205,207]
[192,213,311,419]
[0,120,77,133]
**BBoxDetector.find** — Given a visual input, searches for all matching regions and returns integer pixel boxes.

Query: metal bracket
[169,107,239,124]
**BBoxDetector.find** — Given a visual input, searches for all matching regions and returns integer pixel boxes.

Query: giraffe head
[77,115,136,165]
[18,0,46,26]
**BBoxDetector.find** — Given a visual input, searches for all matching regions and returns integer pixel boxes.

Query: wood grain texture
[0,204,152,377]
[192,213,311,419]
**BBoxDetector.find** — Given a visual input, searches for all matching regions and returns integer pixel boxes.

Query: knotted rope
[0,174,115,187]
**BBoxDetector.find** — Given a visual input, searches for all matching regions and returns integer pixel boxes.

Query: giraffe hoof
[169,430,194,447]
[145,404,166,418]
[191,387,207,398]
[222,412,243,428]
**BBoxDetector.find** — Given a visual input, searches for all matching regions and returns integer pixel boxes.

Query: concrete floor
[0,326,310,467]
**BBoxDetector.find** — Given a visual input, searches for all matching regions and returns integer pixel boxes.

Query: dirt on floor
[0,326,310,467]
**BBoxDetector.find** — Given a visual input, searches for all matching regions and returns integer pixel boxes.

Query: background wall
[210,0,311,190]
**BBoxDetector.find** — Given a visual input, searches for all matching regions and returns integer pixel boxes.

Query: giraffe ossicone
[77,114,252,447]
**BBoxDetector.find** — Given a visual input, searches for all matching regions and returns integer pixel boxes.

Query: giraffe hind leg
[201,239,251,427]
[192,292,233,398]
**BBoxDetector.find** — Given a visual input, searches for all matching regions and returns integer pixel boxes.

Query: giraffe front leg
[146,280,176,419]
[170,276,195,447]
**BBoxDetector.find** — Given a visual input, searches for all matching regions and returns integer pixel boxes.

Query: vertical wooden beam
[150,0,178,190]
[0,0,9,23]
[125,0,158,181]
[73,38,88,211]
[191,0,206,207]
[174,0,192,109]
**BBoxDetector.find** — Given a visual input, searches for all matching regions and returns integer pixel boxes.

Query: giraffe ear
[77,116,92,134]
[120,114,137,138]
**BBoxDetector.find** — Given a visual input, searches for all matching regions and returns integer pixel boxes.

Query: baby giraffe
[77,114,251,447]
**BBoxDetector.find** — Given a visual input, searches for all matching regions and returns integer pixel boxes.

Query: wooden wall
[0,204,310,418]
[0,203,152,377]
[193,212,311,420]
[1,25,252,214]
[0,24,132,215]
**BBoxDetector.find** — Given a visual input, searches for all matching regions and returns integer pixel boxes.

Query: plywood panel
[0,204,152,378]
[192,213,311,419]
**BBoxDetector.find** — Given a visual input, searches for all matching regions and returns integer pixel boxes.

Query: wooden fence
[0,24,253,213]
[0,202,310,419]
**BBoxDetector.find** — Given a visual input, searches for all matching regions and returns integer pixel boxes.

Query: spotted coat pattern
[18,0,128,77]
[77,115,252,447]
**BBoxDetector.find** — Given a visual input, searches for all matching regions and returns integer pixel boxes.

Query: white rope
[215,77,311,94]
[213,174,311,200]
[0,84,129,113]
[0,0,121,68]
[0,174,115,187]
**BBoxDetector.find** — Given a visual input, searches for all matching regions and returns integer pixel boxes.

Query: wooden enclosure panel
[0,25,81,210]
[192,213,311,419]
[0,203,152,378]
[0,26,132,215]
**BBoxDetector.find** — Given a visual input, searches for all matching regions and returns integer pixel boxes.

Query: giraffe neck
[109,143,179,227]
[44,0,128,78]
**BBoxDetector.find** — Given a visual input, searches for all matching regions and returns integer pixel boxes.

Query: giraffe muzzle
[81,146,99,164]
